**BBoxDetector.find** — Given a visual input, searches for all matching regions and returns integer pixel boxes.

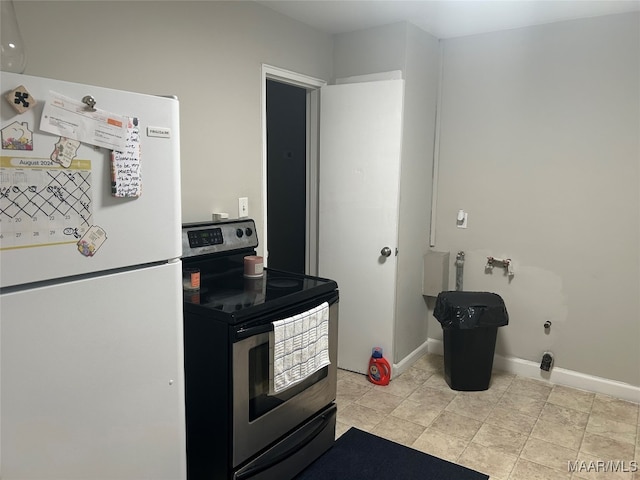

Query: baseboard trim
[426,337,640,404]
[393,340,431,378]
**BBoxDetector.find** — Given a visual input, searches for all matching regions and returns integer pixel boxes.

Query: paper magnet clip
[82,95,97,111]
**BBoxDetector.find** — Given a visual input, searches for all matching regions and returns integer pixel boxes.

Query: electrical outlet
[238,197,248,218]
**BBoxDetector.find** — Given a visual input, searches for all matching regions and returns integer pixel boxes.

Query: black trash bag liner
[434,291,509,329]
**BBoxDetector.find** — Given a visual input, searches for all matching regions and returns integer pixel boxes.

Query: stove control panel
[181,219,258,258]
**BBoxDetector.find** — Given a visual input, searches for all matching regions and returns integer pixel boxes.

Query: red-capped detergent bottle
[368,347,391,386]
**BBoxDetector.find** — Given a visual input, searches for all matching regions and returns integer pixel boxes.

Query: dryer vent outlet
[540,352,554,372]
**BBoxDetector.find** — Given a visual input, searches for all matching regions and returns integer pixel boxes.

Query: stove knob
[236,228,244,238]
[245,227,253,237]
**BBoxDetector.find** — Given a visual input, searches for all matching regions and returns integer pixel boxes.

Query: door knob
[380,247,392,257]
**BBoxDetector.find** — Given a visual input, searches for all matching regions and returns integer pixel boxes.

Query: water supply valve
[486,256,514,278]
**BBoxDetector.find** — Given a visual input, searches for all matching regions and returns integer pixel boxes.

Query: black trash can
[434,291,509,391]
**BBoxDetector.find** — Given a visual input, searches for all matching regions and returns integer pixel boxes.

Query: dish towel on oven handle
[269,301,330,394]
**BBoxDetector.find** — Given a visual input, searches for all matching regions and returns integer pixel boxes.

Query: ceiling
[257,0,640,38]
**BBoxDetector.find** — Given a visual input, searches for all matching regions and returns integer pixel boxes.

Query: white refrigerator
[0,72,186,479]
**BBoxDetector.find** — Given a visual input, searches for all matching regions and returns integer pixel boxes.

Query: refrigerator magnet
[4,85,37,114]
[1,121,33,150]
[77,225,107,257]
[50,137,80,167]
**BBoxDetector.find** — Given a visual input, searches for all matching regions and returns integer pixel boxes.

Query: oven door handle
[234,408,334,480]
[236,294,339,340]
[236,322,272,339]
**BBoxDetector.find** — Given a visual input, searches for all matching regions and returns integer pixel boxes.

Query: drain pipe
[455,251,465,291]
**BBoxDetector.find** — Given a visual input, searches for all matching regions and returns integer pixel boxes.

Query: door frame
[261,64,326,275]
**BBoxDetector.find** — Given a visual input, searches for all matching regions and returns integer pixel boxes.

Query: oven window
[248,342,327,421]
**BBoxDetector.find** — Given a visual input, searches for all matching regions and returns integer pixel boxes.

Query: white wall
[333,22,407,80]
[393,24,440,363]
[13,0,333,248]
[432,12,640,387]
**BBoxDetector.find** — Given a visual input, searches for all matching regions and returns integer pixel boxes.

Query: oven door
[232,292,338,468]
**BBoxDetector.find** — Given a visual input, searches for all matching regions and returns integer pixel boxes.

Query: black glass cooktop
[183,266,338,324]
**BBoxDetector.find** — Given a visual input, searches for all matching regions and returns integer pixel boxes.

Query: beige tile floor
[335,353,640,480]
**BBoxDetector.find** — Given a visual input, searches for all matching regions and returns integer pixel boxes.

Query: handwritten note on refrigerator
[111,117,141,198]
